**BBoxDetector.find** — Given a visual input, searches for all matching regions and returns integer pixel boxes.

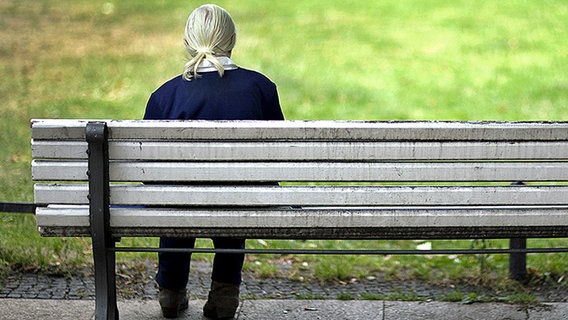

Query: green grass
[1,0,568,293]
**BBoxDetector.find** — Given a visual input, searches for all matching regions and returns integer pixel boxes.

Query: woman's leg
[157,237,196,290]
[203,237,245,319]
[211,237,245,284]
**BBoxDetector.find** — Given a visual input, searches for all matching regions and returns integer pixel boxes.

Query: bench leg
[509,238,527,281]
[87,122,119,319]
[93,241,119,320]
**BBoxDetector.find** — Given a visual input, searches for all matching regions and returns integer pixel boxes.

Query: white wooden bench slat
[31,140,568,160]
[35,206,568,237]
[31,119,568,141]
[34,185,568,206]
[31,160,568,182]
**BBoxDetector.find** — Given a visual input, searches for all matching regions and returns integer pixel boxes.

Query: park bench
[31,119,568,319]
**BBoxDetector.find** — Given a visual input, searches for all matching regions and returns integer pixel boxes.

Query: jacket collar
[196,56,238,73]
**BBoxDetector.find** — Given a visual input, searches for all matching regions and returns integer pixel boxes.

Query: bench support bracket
[86,122,118,320]
[508,182,527,281]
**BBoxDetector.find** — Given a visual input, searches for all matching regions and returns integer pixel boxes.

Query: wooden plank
[31,119,568,141]
[34,185,568,206]
[36,205,90,228]
[32,160,568,182]
[32,141,88,159]
[31,140,568,160]
[33,161,88,181]
[35,206,568,231]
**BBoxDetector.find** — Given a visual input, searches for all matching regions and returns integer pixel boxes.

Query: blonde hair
[182,4,236,81]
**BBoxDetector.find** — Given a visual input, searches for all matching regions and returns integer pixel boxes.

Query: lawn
[1,0,567,289]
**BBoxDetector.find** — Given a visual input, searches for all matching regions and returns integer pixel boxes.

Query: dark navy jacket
[144,68,284,121]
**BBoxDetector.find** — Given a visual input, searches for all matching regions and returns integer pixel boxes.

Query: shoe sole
[161,302,188,318]
[203,308,236,320]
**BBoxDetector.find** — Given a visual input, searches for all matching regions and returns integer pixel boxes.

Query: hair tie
[196,48,215,55]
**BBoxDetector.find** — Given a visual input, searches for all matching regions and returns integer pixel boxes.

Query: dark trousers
[156,237,245,291]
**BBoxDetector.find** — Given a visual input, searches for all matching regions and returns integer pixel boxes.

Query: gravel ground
[1,260,567,303]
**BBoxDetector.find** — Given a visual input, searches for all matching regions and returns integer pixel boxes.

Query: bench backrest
[31,119,568,239]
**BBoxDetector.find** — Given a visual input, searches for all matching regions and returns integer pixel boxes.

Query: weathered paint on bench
[31,119,568,320]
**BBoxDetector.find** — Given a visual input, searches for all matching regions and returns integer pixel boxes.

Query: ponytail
[182,5,236,81]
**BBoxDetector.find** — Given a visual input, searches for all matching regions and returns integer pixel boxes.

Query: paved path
[2,261,567,302]
[1,298,567,319]
[1,261,567,319]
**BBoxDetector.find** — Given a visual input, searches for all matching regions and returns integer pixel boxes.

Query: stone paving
[1,261,567,303]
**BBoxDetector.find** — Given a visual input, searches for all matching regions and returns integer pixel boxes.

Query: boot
[158,288,189,318]
[203,281,240,319]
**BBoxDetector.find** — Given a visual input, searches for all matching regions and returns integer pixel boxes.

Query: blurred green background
[1,0,567,290]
